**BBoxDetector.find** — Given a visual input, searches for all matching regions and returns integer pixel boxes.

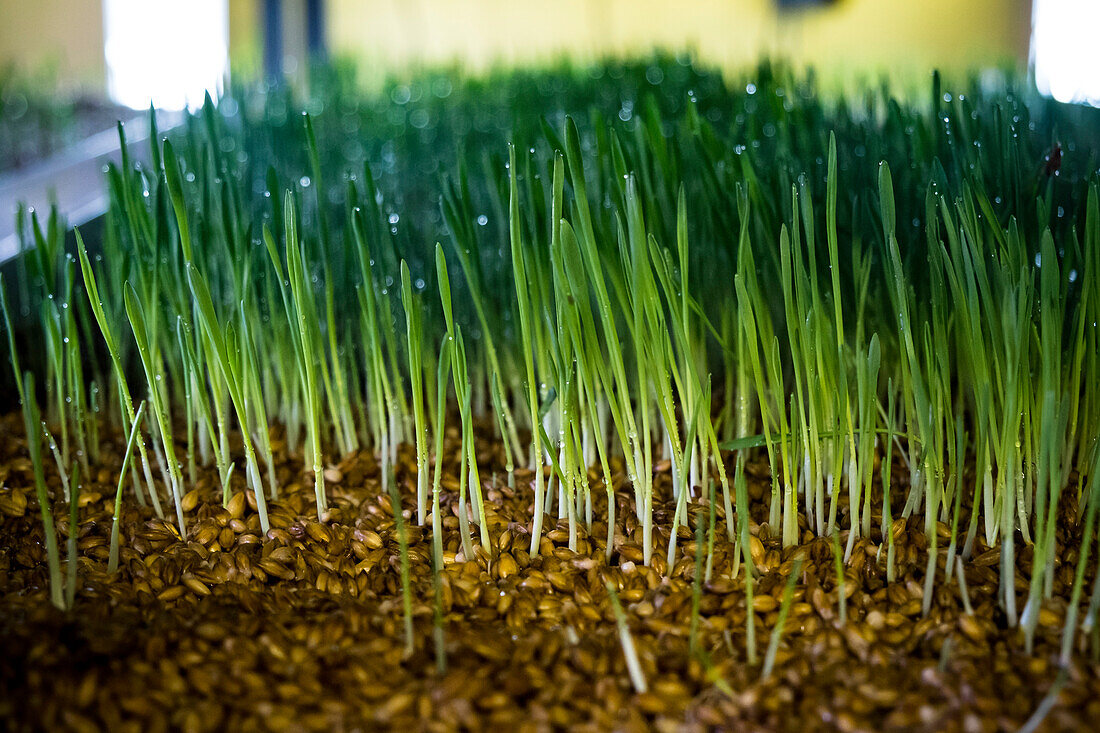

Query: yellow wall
[0,0,1035,95]
[0,0,261,92]
[328,0,1031,88]
[0,0,106,91]
[229,0,263,77]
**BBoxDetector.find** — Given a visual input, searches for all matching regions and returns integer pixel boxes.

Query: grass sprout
[1,56,1099,682]
[607,580,648,694]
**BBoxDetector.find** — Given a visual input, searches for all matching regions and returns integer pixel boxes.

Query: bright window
[1031,0,1100,106]
[103,0,229,111]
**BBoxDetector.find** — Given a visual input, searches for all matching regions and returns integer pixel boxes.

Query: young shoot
[606,581,648,694]
[762,555,804,678]
[21,373,64,609]
[109,402,147,573]
[400,259,430,526]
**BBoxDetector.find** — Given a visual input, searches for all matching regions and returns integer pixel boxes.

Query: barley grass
[2,56,1099,679]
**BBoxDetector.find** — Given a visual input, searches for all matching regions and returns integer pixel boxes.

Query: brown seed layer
[1,412,1098,732]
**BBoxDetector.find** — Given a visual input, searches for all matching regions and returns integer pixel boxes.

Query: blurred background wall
[0,0,1036,98]
[324,0,1031,87]
[0,0,106,90]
